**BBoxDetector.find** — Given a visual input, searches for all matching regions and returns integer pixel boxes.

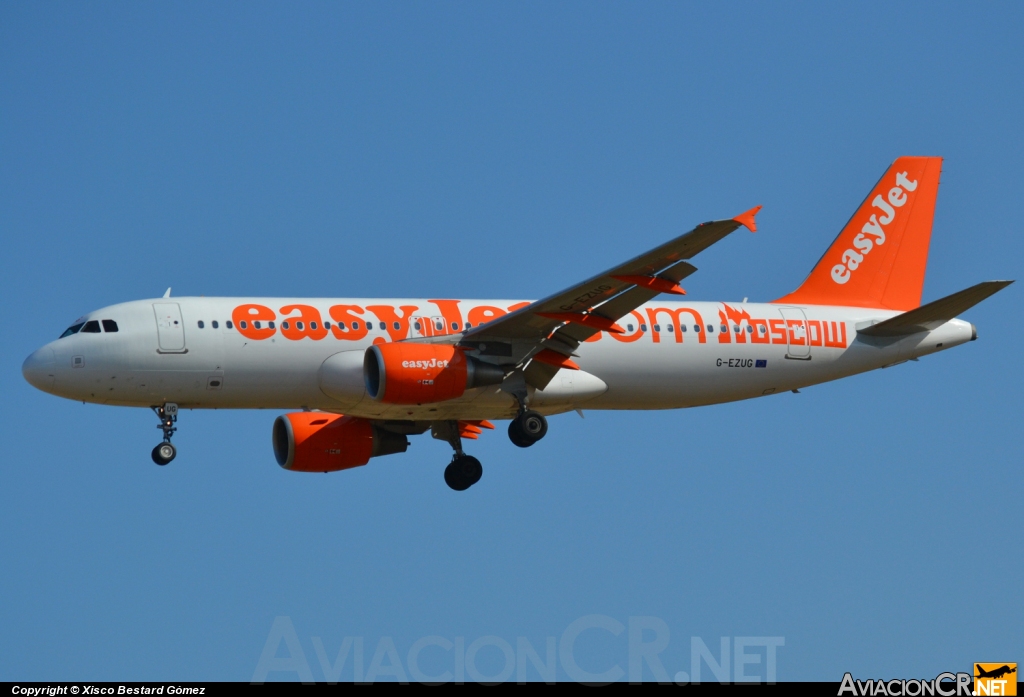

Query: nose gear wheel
[150,403,179,465]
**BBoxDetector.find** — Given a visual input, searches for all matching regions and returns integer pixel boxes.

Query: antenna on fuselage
[163,287,172,298]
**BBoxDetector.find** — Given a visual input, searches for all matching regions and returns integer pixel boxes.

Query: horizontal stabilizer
[858,281,1013,337]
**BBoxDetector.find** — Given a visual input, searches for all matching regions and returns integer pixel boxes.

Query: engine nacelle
[364,343,505,405]
[273,412,408,472]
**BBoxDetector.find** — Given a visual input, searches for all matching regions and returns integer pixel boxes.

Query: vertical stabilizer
[775,157,943,310]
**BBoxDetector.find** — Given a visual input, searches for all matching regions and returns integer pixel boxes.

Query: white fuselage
[22,297,975,420]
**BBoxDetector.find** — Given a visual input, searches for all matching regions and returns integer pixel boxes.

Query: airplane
[975,665,1016,680]
[21,156,1013,491]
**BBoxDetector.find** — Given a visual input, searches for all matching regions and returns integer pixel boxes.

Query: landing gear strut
[501,372,548,448]
[508,409,548,448]
[433,420,483,491]
[151,403,178,466]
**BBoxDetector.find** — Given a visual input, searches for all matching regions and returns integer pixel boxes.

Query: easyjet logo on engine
[402,359,450,369]
[831,171,918,285]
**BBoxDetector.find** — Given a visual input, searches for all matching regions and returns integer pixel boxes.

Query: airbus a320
[22,157,1012,490]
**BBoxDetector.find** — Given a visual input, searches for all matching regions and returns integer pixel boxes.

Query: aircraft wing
[455,206,761,388]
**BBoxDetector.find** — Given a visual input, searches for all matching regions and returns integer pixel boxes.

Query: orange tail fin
[775,157,943,310]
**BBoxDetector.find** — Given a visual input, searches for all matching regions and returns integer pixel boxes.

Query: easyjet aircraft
[22,157,1012,490]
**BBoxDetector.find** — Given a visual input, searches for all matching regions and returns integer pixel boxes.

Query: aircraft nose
[22,346,57,392]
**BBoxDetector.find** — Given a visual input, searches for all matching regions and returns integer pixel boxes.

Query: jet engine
[364,343,505,405]
[273,412,408,472]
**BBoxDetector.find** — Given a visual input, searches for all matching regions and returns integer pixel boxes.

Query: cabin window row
[622,323,768,335]
[196,320,475,332]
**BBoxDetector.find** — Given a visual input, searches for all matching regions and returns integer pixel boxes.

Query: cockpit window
[81,320,101,333]
[102,319,119,332]
[59,322,85,338]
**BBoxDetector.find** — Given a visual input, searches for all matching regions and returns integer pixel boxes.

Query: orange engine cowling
[364,343,505,405]
[273,412,408,472]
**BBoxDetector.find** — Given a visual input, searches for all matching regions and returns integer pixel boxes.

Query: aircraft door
[410,315,448,339]
[153,303,187,353]
[777,307,811,359]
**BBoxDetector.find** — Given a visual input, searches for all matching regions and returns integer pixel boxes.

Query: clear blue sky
[1,2,1021,682]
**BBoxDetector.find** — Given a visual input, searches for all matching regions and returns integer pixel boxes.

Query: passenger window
[81,320,101,333]
[694,324,701,333]
[640,324,647,332]
[452,322,459,330]
[681,325,688,333]
[324,321,331,329]
[435,322,443,331]
[380,322,386,330]
[254,321,261,329]
[60,323,85,338]
[310,321,318,330]
[240,321,248,329]
[666,324,673,332]
[268,321,275,329]
[654,324,661,332]
[102,319,119,333]
[707,325,714,333]
[720,324,727,332]
[212,320,219,329]
[627,324,634,332]
[338,321,346,330]
[414,322,421,331]
[465,322,472,329]
[760,325,767,333]
[393,322,400,330]
[282,322,290,330]
[296,321,304,330]
[198,321,205,329]
[226,321,234,329]
[734,325,740,333]
[747,325,753,333]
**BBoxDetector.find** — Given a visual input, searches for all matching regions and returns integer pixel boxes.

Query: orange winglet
[532,348,580,370]
[733,205,762,233]
[611,275,686,295]
[536,312,624,334]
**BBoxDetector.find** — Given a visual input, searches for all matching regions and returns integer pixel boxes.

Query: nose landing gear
[151,403,178,465]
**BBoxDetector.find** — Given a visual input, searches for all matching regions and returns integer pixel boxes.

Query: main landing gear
[508,409,548,448]
[444,454,483,492]
[434,420,483,491]
[151,403,178,466]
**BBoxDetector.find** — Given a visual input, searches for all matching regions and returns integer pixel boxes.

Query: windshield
[59,322,85,339]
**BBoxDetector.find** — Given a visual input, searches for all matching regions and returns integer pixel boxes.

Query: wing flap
[858,280,1013,337]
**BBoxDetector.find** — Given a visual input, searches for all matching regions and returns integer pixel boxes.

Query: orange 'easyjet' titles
[328,305,369,340]
[775,157,942,310]
[233,304,276,340]
[367,305,419,342]
[279,305,329,341]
